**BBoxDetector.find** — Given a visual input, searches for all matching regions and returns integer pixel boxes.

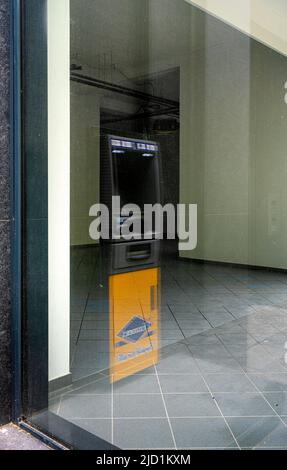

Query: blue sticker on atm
[117,316,153,344]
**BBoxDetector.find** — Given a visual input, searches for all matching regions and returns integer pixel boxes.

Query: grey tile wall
[0,0,11,425]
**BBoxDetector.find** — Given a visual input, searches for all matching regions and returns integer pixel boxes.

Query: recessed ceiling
[186,0,287,56]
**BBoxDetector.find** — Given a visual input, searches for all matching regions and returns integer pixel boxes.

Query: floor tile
[248,373,287,392]
[82,320,110,330]
[261,344,286,360]
[200,310,235,328]
[156,351,200,374]
[113,374,160,394]
[263,392,287,416]
[204,374,257,393]
[171,418,237,449]
[160,320,180,329]
[164,393,220,417]
[244,325,281,342]
[169,304,200,314]
[217,332,257,347]
[79,329,111,340]
[71,321,82,331]
[185,334,223,347]
[224,306,256,319]
[160,329,184,340]
[83,313,109,321]
[238,358,287,374]
[215,393,275,417]
[59,395,111,419]
[194,357,242,374]
[71,331,79,341]
[191,345,233,360]
[114,419,175,449]
[227,417,287,448]
[160,339,182,348]
[71,312,84,320]
[176,318,211,328]
[183,327,212,337]
[113,394,166,418]
[214,324,246,335]
[159,374,208,394]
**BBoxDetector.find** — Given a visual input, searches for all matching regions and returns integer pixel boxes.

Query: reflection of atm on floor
[100,135,161,382]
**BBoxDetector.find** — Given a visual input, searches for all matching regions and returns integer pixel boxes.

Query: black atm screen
[114,152,158,209]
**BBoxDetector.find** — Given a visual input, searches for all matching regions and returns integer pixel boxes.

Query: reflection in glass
[43,0,287,450]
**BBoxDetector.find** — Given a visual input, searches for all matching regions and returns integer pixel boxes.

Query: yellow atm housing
[109,267,160,382]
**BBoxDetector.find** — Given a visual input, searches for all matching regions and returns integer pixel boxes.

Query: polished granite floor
[50,245,287,450]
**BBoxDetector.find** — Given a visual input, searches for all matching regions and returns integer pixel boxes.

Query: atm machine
[100,135,161,382]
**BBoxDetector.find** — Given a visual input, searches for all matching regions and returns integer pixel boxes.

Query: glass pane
[25,0,287,450]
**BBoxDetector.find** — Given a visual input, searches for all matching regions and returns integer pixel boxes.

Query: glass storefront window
[22,0,287,450]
